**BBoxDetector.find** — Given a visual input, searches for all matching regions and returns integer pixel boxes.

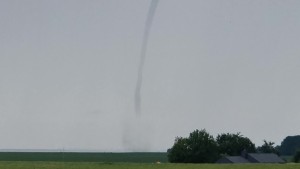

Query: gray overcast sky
[1,0,300,152]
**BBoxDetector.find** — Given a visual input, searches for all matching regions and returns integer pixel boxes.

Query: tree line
[167,129,300,163]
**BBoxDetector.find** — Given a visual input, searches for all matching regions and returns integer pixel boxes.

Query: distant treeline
[167,129,300,163]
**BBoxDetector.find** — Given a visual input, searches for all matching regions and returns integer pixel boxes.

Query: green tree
[167,137,188,163]
[216,133,256,156]
[294,150,300,163]
[185,129,219,163]
[280,135,300,156]
[257,140,280,155]
[168,129,219,163]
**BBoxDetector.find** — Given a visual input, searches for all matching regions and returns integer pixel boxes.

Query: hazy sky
[1,0,300,152]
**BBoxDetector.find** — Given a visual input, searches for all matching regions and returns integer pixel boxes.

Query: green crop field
[0,152,168,163]
[0,152,299,169]
[0,162,300,169]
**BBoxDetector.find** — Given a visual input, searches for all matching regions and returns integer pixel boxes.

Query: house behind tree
[216,152,285,164]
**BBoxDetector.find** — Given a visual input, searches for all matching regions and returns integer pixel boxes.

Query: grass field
[0,161,300,169]
[0,152,168,163]
[0,152,299,169]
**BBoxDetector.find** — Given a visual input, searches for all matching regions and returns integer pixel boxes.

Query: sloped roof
[216,156,250,163]
[226,156,250,163]
[216,153,285,164]
[247,153,285,163]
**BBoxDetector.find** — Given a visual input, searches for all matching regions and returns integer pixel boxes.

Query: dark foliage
[280,135,300,156]
[168,129,219,163]
[294,150,300,163]
[257,140,280,155]
[167,137,188,163]
[216,133,256,156]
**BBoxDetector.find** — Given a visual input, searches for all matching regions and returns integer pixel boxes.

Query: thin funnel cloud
[135,0,159,116]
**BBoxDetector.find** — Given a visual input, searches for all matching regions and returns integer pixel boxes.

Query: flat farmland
[0,162,299,169]
[0,152,299,169]
[0,152,168,163]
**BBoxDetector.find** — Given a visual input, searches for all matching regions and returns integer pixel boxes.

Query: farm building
[216,152,285,164]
